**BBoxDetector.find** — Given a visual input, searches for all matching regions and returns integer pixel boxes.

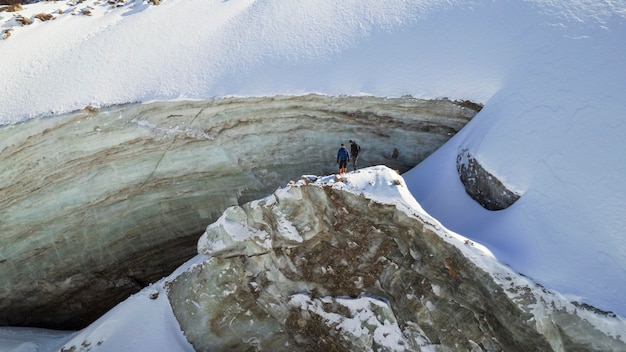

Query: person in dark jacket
[336,143,350,174]
[349,140,360,170]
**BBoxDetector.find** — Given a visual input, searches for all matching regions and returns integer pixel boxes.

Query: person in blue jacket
[337,143,350,174]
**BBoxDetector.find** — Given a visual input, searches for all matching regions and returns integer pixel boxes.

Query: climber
[349,140,361,170]
[336,143,350,174]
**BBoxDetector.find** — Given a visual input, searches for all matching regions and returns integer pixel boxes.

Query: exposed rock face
[0,95,478,329]
[457,148,520,210]
[168,166,625,352]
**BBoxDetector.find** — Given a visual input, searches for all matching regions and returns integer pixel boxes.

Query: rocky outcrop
[457,149,520,210]
[0,95,478,329]
[167,166,625,352]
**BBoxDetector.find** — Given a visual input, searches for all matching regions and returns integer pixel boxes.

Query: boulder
[168,166,625,351]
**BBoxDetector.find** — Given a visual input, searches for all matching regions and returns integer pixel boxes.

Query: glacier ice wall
[0,94,478,329]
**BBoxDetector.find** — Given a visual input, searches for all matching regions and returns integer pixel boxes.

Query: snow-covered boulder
[168,166,626,351]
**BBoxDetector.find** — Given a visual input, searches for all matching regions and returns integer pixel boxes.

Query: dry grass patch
[15,15,32,26]
[0,4,23,12]
[108,0,127,6]
[82,105,99,113]
[34,13,55,21]
[2,29,12,40]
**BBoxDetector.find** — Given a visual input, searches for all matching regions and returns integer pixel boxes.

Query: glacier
[1,0,626,349]
[0,94,478,329]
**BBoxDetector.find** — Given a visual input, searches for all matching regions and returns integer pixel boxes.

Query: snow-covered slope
[1,0,501,123]
[1,0,625,343]
[404,3,626,315]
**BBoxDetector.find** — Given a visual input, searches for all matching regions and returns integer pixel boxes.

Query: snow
[403,3,626,317]
[0,327,73,352]
[1,0,626,350]
[56,255,204,352]
[0,0,516,124]
[288,293,412,351]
